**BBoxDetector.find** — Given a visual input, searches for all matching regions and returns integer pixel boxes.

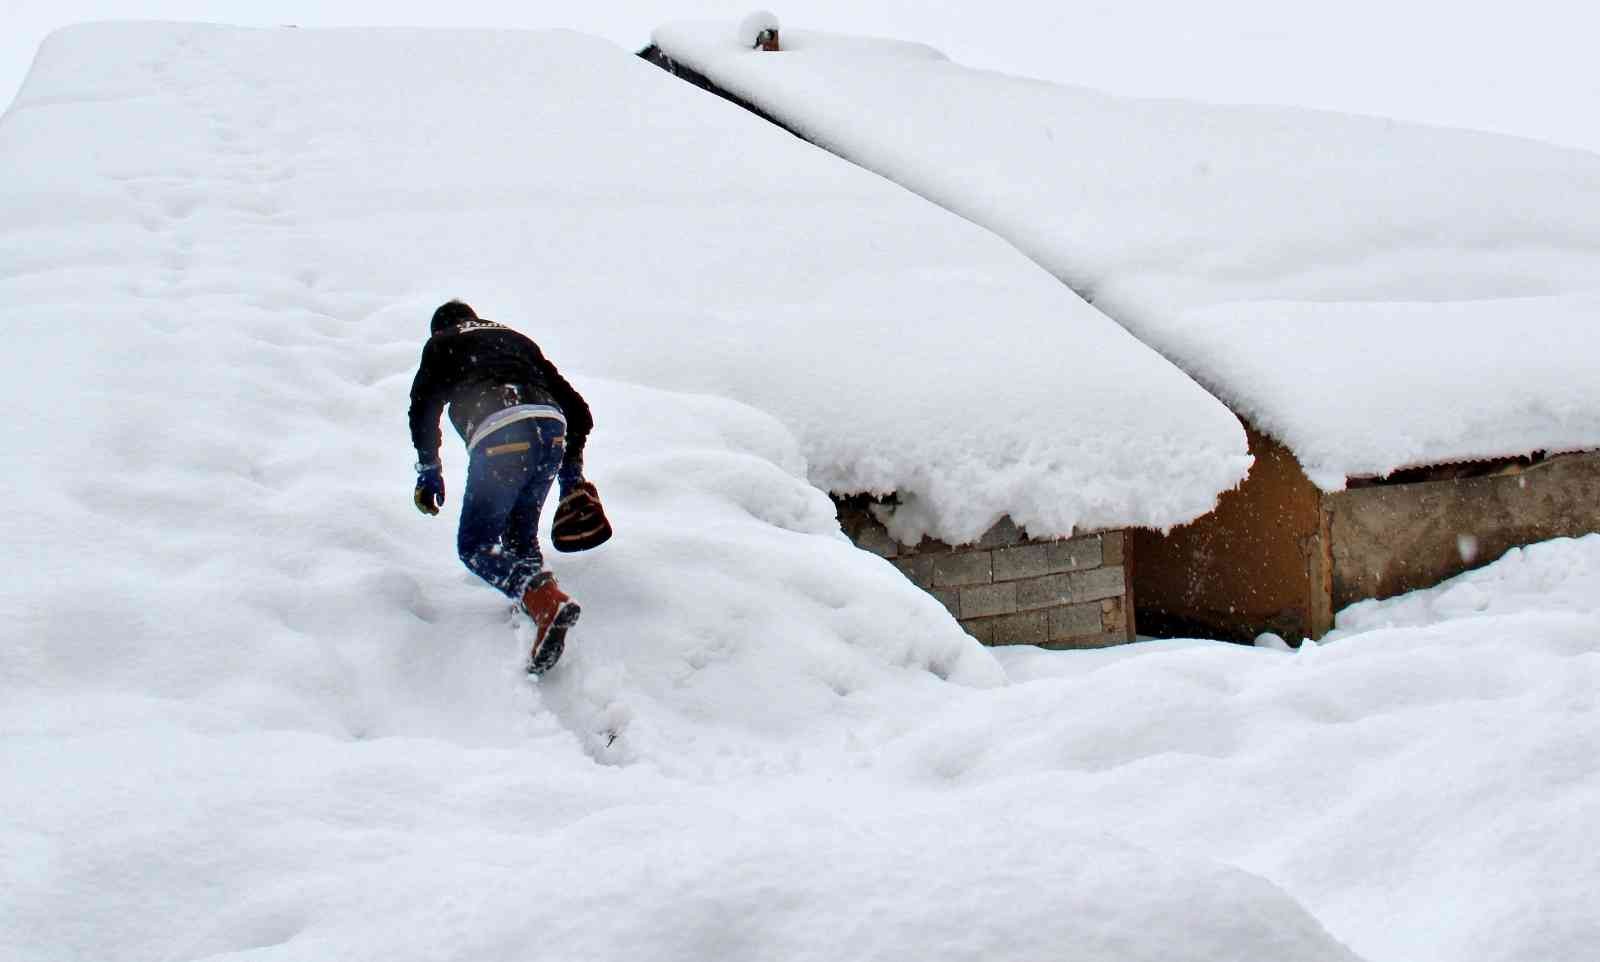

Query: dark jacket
[408,318,592,469]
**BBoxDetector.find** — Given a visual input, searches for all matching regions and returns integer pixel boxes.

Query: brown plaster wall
[1132,424,1331,642]
[1138,429,1600,641]
[1326,451,1600,608]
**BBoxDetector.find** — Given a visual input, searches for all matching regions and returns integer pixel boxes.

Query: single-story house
[645,16,1600,641]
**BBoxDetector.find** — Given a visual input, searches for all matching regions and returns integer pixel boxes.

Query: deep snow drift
[652,22,1600,487]
[4,22,1598,962]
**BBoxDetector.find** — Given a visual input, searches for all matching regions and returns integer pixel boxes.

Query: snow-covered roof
[652,21,1600,489]
[1,22,1245,543]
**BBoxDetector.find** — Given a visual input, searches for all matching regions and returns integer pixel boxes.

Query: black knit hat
[430,299,476,334]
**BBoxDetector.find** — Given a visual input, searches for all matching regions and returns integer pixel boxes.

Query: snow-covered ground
[654,22,1600,487]
[4,22,1599,962]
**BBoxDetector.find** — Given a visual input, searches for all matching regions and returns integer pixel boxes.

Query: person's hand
[414,462,445,516]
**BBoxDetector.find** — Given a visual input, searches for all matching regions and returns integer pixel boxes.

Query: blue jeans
[457,417,566,597]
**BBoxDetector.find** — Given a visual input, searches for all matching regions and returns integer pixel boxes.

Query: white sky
[3,0,1598,155]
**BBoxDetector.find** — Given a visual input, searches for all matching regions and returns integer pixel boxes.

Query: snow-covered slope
[4,23,1599,962]
[652,22,1600,488]
[1,21,1246,546]
[0,22,1287,962]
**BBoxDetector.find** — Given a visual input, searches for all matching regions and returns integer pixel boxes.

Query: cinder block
[1049,602,1104,641]
[992,543,1050,581]
[1047,535,1102,572]
[934,551,993,587]
[931,587,961,618]
[960,581,1016,619]
[1101,596,1125,633]
[990,610,1049,646]
[993,536,1104,582]
[960,617,996,645]
[855,523,899,558]
[977,516,1025,548]
[1042,631,1128,650]
[1015,572,1073,611]
[894,554,936,588]
[1069,565,1125,604]
[1102,530,1125,566]
[899,535,943,558]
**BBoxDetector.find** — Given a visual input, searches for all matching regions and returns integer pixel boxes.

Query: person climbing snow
[408,300,611,674]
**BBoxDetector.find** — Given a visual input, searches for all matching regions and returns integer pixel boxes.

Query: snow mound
[921,535,1600,962]
[3,727,1363,962]
[652,21,1600,486]
[736,10,779,47]
[1329,533,1600,635]
[0,22,1028,771]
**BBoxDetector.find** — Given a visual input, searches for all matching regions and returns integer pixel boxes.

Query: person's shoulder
[473,319,542,350]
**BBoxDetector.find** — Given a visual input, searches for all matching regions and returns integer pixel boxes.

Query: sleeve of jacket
[537,349,593,465]
[408,340,449,463]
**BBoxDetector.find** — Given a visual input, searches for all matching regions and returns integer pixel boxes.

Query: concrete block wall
[835,498,1135,648]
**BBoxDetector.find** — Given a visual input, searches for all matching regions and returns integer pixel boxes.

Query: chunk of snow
[737,10,780,47]
[1253,631,1291,651]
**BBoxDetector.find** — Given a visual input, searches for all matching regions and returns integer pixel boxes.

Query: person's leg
[457,420,543,596]
[507,418,577,674]
[501,419,566,591]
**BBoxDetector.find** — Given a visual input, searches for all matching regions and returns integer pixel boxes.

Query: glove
[413,460,445,516]
[552,480,612,552]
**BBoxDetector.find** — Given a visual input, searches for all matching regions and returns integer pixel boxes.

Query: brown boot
[520,572,581,675]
